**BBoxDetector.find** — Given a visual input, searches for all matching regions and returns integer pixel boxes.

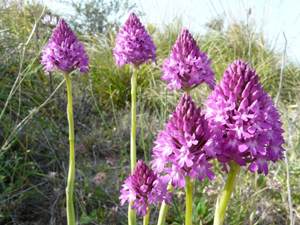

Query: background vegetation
[0,0,299,224]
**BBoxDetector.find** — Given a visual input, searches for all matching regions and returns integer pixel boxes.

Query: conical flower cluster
[152,92,219,188]
[119,160,173,216]
[205,60,285,175]
[161,28,215,91]
[113,12,157,67]
[41,18,90,73]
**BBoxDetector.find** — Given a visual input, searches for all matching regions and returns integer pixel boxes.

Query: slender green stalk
[214,161,240,225]
[157,182,174,225]
[186,88,190,96]
[185,88,193,224]
[130,66,138,173]
[143,205,150,225]
[128,66,138,225]
[128,202,136,225]
[138,88,147,164]
[185,176,194,225]
[65,73,76,225]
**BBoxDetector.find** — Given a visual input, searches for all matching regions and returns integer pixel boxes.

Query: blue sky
[132,0,300,63]
[47,0,300,63]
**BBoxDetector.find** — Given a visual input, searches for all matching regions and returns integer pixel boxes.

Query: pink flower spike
[152,92,220,188]
[161,28,215,91]
[205,60,285,175]
[41,18,90,74]
[113,12,157,67]
[119,160,173,216]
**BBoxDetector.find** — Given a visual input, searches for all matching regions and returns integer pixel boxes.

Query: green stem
[185,89,193,224]
[185,176,194,225]
[143,205,150,225]
[138,88,147,164]
[157,182,174,225]
[130,66,138,173]
[186,88,190,96]
[214,161,240,225]
[128,66,138,225]
[65,73,76,225]
[185,89,193,225]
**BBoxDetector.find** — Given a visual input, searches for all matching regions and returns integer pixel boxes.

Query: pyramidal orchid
[152,92,219,187]
[161,28,215,91]
[41,18,90,73]
[152,92,220,225]
[41,18,90,225]
[113,12,157,67]
[205,60,285,174]
[113,12,157,225]
[120,160,173,224]
[205,60,285,225]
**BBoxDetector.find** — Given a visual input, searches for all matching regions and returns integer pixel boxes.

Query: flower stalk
[143,205,150,225]
[214,161,240,225]
[186,88,190,96]
[65,72,76,225]
[128,66,138,225]
[130,66,138,175]
[185,176,194,225]
[157,182,174,225]
[128,66,137,225]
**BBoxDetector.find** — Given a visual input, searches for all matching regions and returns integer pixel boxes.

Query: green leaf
[196,195,207,217]
[10,19,16,33]
[80,214,97,224]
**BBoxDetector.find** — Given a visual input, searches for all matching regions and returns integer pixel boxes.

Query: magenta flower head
[113,12,157,68]
[119,160,173,216]
[161,28,215,91]
[41,18,90,74]
[205,60,285,175]
[152,92,220,189]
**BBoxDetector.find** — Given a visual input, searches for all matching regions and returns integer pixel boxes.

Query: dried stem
[0,6,46,121]
[1,80,65,151]
[244,6,253,69]
[274,32,293,224]
[275,33,287,108]
[284,134,294,225]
